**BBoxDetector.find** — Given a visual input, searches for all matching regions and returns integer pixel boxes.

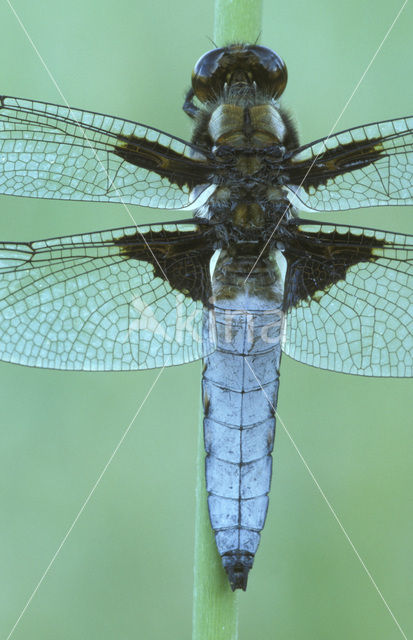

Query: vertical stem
[214,0,263,46]
[192,410,239,640]
[192,2,263,639]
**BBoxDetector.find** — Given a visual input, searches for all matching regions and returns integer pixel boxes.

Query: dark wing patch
[114,133,212,191]
[283,117,413,211]
[0,96,213,210]
[282,220,413,376]
[114,223,214,304]
[0,222,215,370]
[283,222,385,308]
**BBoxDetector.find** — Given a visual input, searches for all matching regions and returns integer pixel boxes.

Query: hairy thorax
[192,88,298,237]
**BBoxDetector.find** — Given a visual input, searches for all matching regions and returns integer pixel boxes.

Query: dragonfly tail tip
[222,552,254,591]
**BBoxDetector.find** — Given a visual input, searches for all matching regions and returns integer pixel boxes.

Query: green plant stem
[192,409,239,640]
[214,0,263,46]
[192,2,263,639]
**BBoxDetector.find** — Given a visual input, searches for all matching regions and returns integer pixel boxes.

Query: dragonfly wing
[282,220,413,376]
[284,117,413,212]
[0,96,213,210]
[0,221,215,370]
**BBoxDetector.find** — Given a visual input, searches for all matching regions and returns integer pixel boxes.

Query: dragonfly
[0,43,411,590]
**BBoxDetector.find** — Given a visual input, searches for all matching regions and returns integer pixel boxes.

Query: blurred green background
[0,0,412,638]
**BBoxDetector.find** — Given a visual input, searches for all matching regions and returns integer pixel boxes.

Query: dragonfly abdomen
[202,255,283,589]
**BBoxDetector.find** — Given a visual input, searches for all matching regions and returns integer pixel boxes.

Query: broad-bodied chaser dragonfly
[0,44,411,590]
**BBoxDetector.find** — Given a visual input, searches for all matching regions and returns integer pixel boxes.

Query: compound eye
[191,44,288,104]
[191,47,228,103]
[251,45,288,99]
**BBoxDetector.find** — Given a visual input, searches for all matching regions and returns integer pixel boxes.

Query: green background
[0,0,412,638]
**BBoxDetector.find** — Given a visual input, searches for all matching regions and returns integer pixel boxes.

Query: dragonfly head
[191,43,288,104]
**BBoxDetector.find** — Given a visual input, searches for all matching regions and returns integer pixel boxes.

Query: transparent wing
[282,221,413,376]
[0,222,215,370]
[285,117,413,212]
[0,96,213,210]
